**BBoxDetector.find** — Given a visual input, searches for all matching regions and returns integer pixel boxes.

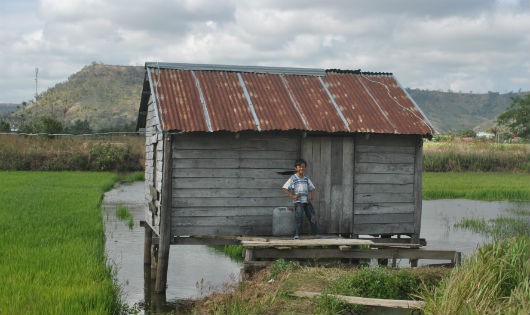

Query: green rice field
[423,172,530,201]
[0,172,123,314]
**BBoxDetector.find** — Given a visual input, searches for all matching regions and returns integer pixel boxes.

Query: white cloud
[0,0,529,102]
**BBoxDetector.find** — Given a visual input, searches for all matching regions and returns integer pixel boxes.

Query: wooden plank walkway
[291,291,425,309]
[240,237,461,270]
[172,235,426,246]
[241,238,422,248]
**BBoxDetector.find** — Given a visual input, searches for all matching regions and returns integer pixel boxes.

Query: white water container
[272,207,295,236]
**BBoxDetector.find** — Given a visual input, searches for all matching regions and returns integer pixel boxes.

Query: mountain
[8,63,525,132]
[406,88,519,132]
[0,103,20,116]
[11,63,144,131]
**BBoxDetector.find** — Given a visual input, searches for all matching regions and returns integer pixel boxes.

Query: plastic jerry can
[272,207,295,236]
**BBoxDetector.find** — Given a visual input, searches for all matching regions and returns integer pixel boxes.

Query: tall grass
[424,141,530,172]
[420,203,530,314]
[0,134,144,171]
[0,172,124,314]
[420,236,530,314]
[423,172,530,201]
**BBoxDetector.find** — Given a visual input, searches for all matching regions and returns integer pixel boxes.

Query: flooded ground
[420,199,529,259]
[102,182,529,313]
[102,182,242,313]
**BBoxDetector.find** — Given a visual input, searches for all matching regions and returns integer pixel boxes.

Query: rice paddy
[0,171,124,314]
[423,172,530,201]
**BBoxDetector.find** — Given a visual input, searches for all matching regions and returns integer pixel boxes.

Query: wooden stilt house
[136,62,435,291]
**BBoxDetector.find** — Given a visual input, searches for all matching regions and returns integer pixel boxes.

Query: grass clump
[328,267,426,299]
[212,245,244,262]
[420,236,530,314]
[115,205,134,229]
[266,259,301,281]
[0,171,125,314]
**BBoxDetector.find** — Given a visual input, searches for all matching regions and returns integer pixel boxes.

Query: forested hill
[406,88,518,132]
[8,63,525,132]
[12,63,144,131]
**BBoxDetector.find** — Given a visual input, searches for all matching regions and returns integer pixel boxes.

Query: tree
[18,115,64,134]
[497,94,530,139]
[67,119,92,134]
[0,119,10,132]
[459,129,476,138]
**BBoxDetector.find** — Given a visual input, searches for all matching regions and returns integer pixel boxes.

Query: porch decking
[238,236,461,275]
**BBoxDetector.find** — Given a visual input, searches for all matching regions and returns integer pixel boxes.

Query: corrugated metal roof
[139,62,435,136]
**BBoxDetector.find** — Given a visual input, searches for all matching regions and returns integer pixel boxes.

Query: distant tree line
[1,115,137,134]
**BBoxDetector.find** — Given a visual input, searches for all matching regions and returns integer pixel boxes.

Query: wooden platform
[240,236,461,272]
[170,235,461,272]
[241,237,422,248]
[172,235,427,246]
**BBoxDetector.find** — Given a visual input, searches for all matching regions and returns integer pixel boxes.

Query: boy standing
[282,158,318,239]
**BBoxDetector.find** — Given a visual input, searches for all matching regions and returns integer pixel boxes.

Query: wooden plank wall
[301,136,354,235]
[170,133,299,236]
[353,134,419,235]
[143,97,163,235]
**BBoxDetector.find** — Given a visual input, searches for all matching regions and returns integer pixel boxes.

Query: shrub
[329,267,423,300]
[89,142,142,171]
[0,134,144,171]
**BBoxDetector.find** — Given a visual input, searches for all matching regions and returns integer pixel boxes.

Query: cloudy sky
[1,0,529,103]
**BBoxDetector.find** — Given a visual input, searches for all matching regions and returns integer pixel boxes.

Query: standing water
[420,199,530,259]
[102,182,530,313]
[102,182,241,313]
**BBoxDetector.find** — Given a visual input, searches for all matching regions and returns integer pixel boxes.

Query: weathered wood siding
[353,134,420,235]
[170,133,299,236]
[154,131,422,238]
[144,97,164,235]
[301,136,354,235]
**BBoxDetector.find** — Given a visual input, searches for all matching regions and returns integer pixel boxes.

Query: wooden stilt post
[144,225,152,267]
[150,239,158,281]
[143,224,154,311]
[155,134,173,293]
[453,251,462,267]
[411,136,423,268]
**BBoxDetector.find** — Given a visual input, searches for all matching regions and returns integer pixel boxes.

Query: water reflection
[102,182,530,313]
[421,199,530,261]
[102,182,241,314]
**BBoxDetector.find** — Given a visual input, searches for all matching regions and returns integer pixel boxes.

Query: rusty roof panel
[194,71,257,132]
[324,73,394,134]
[241,73,306,131]
[150,68,209,131]
[283,75,350,132]
[141,63,434,136]
[356,75,433,135]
